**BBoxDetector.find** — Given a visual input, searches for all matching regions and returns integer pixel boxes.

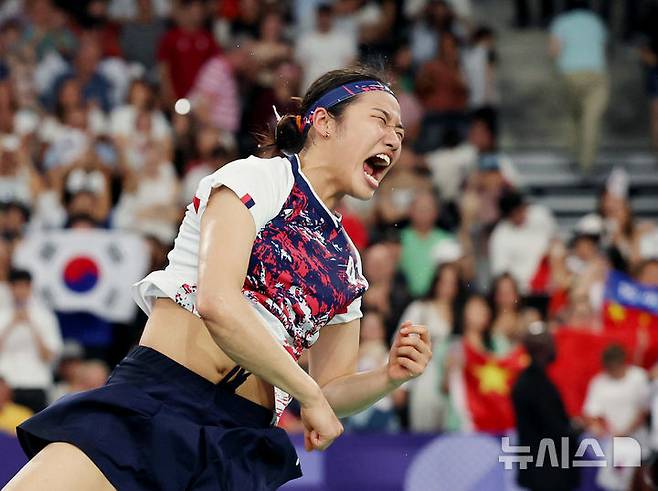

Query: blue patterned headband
[299,80,396,134]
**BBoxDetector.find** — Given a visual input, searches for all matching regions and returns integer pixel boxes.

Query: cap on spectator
[498,189,525,219]
[573,213,603,239]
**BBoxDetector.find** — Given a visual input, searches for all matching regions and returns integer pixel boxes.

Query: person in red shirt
[157,0,219,108]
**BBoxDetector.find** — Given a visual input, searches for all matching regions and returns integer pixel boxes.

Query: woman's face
[495,277,518,311]
[260,12,283,42]
[328,91,404,200]
[59,79,82,107]
[130,82,151,109]
[436,265,458,301]
[464,297,491,333]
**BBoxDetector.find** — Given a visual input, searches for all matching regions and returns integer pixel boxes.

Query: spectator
[490,273,523,355]
[400,189,455,298]
[596,180,656,272]
[241,60,301,154]
[39,77,107,158]
[0,135,42,209]
[47,37,115,113]
[294,4,358,92]
[180,126,233,205]
[187,49,242,137]
[249,9,292,86]
[398,262,465,431]
[512,323,581,491]
[0,201,30,254]
[110,78,172,169]
[361,242,412,341]
[37,147,113,229]
[489,189,557,295]
[415,31,469,152]
[445,294,492,430]
[584,344,650,491]
[114,141,180,244]
[0,269,62,413]
[408,0,456,66]
[0,376,33,435]
[157,0,219,108]
[49,340,85,404]
[423,127,477,206]
[462,26,499,135]
[119,0,166,82]
[372,146,433,238]
[346,311,399,432]
[19,0,78,62]
[549,215,607,320]
[549,0,608,174]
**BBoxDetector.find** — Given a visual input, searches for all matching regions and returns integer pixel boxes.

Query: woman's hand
[387,321,432,386]
[299,392,344,452]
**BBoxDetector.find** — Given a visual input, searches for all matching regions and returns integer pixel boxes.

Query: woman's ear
[310,107,335,138]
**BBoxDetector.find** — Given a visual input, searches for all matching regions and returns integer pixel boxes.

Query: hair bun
[275,114,304,155]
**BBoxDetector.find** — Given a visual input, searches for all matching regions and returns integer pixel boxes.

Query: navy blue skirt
[17,346,302,490]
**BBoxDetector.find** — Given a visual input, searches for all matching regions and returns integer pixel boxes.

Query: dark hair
[602,343,626,368]
[423,262,467,335]
[471,26,494,44]
[258,66,389,157]
[490,272,521,315]
[463,293,494,350]
[8,268,32,284]
[498,189,525,219]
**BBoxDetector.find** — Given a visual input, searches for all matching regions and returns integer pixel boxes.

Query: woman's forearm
[200,292,323,407]
[321,365,399,418]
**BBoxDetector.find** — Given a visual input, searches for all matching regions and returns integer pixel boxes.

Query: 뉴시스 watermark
[499,436,642,470]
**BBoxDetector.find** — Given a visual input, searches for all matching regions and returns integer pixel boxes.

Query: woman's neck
[297,148,342,209]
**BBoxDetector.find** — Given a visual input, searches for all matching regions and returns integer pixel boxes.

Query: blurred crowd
[0,2,657,481]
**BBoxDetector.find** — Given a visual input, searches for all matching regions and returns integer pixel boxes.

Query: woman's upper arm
[196,186,256,316]
[308,319,360,388]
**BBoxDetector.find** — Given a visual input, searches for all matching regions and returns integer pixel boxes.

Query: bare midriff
[138,298,276,410]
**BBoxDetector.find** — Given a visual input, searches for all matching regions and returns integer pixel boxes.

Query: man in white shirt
[584,344,650,491]
[489,190,557,294]
[295,4,358,91]
[0,269,62,413]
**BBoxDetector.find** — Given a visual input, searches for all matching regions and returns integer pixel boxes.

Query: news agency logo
[499,436,642,469]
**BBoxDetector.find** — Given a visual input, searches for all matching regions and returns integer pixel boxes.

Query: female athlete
[6,66,432,490]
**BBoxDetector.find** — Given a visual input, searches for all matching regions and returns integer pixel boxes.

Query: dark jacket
[511,363,581,491]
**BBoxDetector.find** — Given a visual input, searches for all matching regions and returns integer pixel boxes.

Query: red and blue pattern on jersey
[242,156,367,359]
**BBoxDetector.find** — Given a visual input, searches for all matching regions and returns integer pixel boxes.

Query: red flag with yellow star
[548,327,637,417]
[460,342,528,432]
[602,270,658,366]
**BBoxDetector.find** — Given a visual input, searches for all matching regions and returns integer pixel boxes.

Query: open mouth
[363,153,391,189]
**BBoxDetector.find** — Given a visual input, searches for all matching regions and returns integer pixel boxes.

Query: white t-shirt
[295,29,357,91]
[584,366,650,435]
[0,299,63,389]
[425,144,477,202]
[489,204,557,293]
